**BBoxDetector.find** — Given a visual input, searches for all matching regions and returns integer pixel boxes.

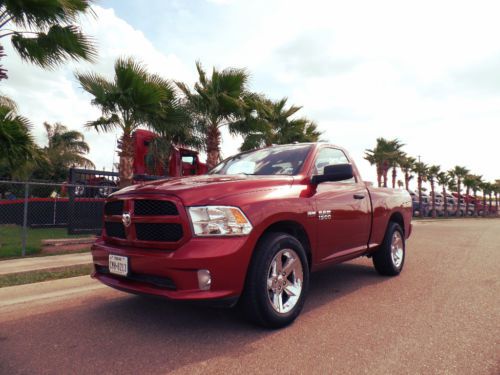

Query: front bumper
[91,235,255,304]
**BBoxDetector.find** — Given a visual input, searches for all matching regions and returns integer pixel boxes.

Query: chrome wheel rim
[391,231,404,269]
[267,249,303,314]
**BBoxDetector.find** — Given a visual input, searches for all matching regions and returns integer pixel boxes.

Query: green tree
[463,174,479,217]
[399,155,415,191]
[469,175,483,217]
[176,61,251,170]
[364,138,404,188]
[0,0,96,76]
[0,96,39,177]
[76,57,181,187]
[412,162,428,218]
[32,122,94,181]
[233,97,321,151]
[436,172,451,217]
[427,165,440,218]
[449,166,469,216]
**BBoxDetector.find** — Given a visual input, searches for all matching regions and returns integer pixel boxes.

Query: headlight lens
[188,206,252,236]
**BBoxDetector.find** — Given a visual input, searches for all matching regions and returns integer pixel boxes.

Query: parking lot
[0,218,499,374]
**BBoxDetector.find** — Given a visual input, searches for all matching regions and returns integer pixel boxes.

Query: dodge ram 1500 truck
[91,143,412,328]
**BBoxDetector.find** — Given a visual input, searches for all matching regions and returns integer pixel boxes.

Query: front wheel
[240,232,309,328]
[372,222,405,276]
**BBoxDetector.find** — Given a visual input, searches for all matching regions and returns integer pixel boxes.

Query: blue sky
[3,0,500,186]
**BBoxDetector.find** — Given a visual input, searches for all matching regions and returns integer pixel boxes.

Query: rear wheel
[240,232,309,328]
[372,222,405,276]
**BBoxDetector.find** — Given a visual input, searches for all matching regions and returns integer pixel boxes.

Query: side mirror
[311,164,354,185]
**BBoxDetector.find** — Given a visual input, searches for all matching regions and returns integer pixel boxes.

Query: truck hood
[113,174,295,205]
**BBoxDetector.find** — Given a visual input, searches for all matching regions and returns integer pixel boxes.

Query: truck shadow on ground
[1,259,389,374]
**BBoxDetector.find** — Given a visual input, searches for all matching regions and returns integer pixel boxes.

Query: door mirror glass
[311,164,354,185]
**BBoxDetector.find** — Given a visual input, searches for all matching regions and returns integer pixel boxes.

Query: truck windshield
[210,144,313,176]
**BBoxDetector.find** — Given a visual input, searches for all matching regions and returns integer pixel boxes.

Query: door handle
[353,194,365,199]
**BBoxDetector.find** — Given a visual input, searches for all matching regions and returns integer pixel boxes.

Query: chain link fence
[0,178,119,258]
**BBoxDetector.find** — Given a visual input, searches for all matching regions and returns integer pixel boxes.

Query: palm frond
[11,24,97,68]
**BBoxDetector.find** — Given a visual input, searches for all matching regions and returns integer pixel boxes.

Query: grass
[0,225,90,259]
[0,264,93,288]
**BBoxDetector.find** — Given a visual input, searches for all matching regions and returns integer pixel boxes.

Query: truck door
[312,147,371,262]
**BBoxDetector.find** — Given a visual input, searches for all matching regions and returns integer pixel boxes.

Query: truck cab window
[314,148,355,183]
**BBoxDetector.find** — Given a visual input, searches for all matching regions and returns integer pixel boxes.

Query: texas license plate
[109,254,128,276]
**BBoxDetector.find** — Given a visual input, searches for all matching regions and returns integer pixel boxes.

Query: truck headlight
[188,206,253,236]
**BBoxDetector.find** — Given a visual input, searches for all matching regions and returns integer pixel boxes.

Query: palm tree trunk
[206,124,221,170]
[457,178,461,216]
[404,172,410,191]
[489,193,493,215]
[482,194,487,217]
[443,186,448,217]
[392,167,397,188]
[418,175,424,218]
[473,191,478,217]
[383,162,389,188]
[465,187,470,216]
[431,180,436,218]
[118,133,134,188]
[376,164,382,187]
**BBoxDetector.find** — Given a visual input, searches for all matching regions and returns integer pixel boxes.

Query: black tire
[372,222,405,276]
[240,232,309,328]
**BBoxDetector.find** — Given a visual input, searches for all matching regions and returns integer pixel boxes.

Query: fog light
[197,269,211,291]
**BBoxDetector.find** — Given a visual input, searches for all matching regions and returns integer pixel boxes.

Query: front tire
[240,232,309,328]
[372,222,405,276]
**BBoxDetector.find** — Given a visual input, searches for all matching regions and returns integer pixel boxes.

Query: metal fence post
[21,182,29,257]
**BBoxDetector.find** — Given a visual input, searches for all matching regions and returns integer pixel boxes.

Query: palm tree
[0,96,38,175]
[412,162,428,218]
[427,165,440,218]
[449,166,469,215]
[176,61,251,169]
[76,57,180,187]
[399,155,415,191]
[462,174,477,217]
[479,182,489,217]
[470,175,483,217]
[38,122,94,181]
[436,172,451,217]
[0,0,96,76]
[364,138,404,188]
[234,97,321,151]
[495,180,500,216]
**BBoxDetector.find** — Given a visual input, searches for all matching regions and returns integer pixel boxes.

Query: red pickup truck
[91,143,412,327]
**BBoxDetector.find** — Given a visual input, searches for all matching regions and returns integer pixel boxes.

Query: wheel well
[389,212,405,234]
[261,221,312,268]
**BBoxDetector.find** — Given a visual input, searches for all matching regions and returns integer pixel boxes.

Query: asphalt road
[0,219,499,375]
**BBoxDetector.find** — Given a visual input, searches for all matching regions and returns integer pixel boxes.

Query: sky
[2,0,500,189]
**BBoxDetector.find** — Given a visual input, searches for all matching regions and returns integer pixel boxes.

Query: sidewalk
[0,253,93,276]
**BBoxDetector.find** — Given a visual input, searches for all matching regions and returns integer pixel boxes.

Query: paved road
[0,219,498,374]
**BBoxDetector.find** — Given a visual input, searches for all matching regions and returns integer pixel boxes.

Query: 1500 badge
[307,210,332,220]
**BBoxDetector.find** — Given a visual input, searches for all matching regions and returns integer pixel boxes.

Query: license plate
[109,254,128,276]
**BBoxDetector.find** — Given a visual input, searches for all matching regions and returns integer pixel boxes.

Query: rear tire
[372,222,405,276]
[240,232,309,328]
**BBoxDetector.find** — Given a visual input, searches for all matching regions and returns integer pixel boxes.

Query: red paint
[132,129,207,177]
[92,143,412,303]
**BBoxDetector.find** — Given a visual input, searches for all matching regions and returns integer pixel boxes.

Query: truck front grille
[105,221,126,239]
[104,200,123,215]
[134,199,178,216]
[135,223,183,242]
[103,197,186,248]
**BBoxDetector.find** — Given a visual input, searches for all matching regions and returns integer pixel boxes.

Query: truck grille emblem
[122,212,131,227]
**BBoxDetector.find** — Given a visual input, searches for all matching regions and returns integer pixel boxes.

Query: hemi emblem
[122,212,131,227]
